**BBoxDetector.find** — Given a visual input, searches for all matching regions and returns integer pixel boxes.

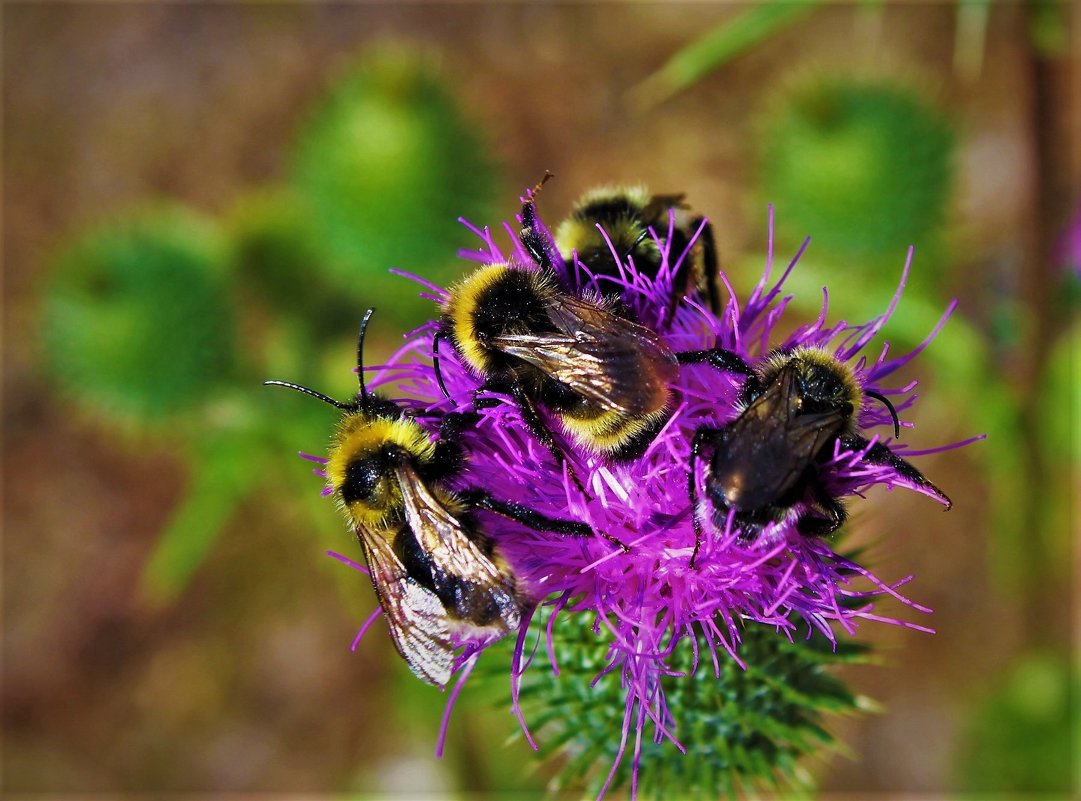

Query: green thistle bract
[509,612,871,799]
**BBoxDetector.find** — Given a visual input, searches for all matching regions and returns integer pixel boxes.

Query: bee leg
[519,173,558,271]
[691,215,723,316]
[519,212,555,271]
[840,435,953,509]
[689,427,721,567]
[797,482,847,537]
[486,378,588,497]
[439,410,481,438]
[464,490,628,552]
[427,412,482,481]
[677,348,756,383]
[471,388,503,410]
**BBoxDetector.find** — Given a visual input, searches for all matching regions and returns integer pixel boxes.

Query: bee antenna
[432,329,451,399]
[263,380,355,411]
[625,227,652,259]
[865,389,901,439]
[356,308,376,402]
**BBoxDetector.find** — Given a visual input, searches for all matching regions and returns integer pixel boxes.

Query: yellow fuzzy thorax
[325,412,436,529]
[444,262,557,375]
[572,184,652,211]
[554,185,654,259]
[760,346,863,434]
[445,263,509,375]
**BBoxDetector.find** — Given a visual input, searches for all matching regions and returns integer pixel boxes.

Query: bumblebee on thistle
[688,343,953,564]
[432,176,748,473]
[271,181,979,797]
[265,309,601,687]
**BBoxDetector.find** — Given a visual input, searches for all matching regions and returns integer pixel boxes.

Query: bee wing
[395,464,522,634]
[493,294,678,415]
[642,192,689,220]
[356,528,455,687]
[717,365,848,508]
[778,364,852,459]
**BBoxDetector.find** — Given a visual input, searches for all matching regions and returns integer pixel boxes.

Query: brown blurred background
[3,3,1077,798]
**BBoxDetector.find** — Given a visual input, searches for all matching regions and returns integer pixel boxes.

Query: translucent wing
[493,294,678,415]
[396,463,522,634]
[711,364,847,510]
[356,527,455,687]
[641,192,689,221]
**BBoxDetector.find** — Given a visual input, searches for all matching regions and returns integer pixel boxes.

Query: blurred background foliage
[4,2,1076,797]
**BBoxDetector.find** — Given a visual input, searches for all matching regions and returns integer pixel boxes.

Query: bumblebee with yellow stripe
[266,309,596,686]
[434,260,682,470]
[433,178,754,473]
[536,182,722,316]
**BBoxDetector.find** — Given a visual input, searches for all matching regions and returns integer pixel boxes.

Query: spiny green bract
[505,613,870,800]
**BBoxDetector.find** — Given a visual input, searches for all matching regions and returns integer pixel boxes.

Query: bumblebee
[524,181,722,315]
[434,259,685,472]
[689,346,952,565]
[266,309,596,686]
[434,178,753,473]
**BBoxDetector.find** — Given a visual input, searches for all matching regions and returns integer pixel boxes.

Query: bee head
[340,451,397,518]
[265,307,444,526]
[328,414,437,528]
[760,347,900,437]
[793,353,858,414]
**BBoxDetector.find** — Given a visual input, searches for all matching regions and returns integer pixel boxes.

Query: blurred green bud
[40,206,234,425]
[289,45,500,327]
[759,78,954,265]
[227,188,324,311]
[226,188,359,340]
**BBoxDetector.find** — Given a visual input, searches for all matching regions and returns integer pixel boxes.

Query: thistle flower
[316,197,974,795]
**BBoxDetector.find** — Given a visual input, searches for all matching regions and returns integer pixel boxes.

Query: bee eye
[341,454,388,505]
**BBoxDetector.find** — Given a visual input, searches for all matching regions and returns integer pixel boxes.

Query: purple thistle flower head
[315,189,980,794]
